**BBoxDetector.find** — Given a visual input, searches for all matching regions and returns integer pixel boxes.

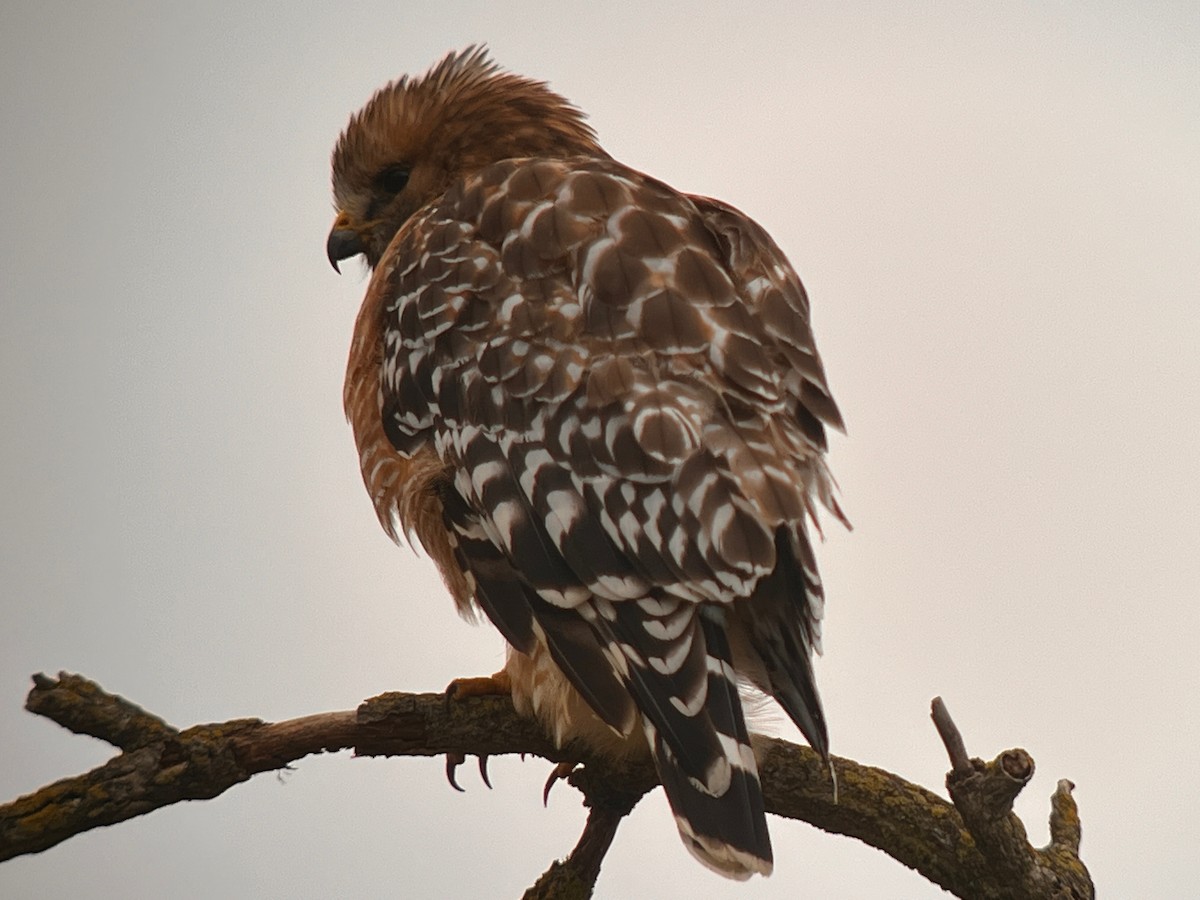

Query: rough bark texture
[0,673,1093,899]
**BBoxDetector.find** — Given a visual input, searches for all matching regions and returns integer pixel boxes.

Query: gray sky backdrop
[2,3,1197,898]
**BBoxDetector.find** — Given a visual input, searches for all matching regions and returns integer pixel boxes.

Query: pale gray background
[2,3,1197,898]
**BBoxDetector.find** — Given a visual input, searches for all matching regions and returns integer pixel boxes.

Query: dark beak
[327,213,366,273]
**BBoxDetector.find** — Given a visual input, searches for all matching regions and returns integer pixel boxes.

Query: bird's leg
[442,669,513,791]
[445,671,582,805]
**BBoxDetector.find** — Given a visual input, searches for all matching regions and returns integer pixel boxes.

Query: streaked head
[327,46,605,271]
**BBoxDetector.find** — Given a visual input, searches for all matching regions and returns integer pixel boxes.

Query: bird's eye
[375,164,411,195]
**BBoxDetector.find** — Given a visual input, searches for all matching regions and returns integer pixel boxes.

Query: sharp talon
[542,762,576,806]
[446,752,466,792]
[478,755,493,789]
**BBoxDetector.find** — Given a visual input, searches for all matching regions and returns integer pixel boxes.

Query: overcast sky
[2,3,1197,898]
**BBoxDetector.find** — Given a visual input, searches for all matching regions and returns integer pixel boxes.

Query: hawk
[328,47,846,880]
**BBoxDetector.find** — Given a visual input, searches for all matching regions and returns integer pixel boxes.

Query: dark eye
[375,164,411,194]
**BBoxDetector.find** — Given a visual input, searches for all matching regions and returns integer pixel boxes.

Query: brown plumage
[329,47,846,879]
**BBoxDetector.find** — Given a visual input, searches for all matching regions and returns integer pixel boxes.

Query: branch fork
[931,696,1091,899]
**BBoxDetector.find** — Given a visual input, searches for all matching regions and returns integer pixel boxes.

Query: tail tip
[674,815,773,880]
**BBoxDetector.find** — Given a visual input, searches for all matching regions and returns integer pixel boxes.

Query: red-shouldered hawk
[329,47,846,880]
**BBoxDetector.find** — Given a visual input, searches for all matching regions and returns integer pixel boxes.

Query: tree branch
[520,763,653,900]
[929,697,1092,899]
[1,673,1092,899]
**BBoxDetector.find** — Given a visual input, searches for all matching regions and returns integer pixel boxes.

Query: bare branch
[521,764,654,900]
[1049,779,1082,855]
[931,698,1092,899]
[25,671,178,751]
[1,673,1093,899]
[931,695,972,776]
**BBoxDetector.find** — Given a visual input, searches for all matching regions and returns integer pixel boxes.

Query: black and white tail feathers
[442,469,828,878]
[644,609,774,878]
[596,519,837,878]
[577,587,819,879]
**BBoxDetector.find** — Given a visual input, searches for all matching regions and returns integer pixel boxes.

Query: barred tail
[648,720,771,879]
[645,610,771,879]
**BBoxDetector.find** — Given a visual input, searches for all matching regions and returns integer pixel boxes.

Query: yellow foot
[444,669,512,702]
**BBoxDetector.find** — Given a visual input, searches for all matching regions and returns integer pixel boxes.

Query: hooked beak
[326,210,366,272]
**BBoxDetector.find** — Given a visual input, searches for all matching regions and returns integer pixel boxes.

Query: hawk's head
[327,46,605,271]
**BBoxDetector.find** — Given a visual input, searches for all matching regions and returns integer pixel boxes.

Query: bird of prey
[328,47,846,879]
